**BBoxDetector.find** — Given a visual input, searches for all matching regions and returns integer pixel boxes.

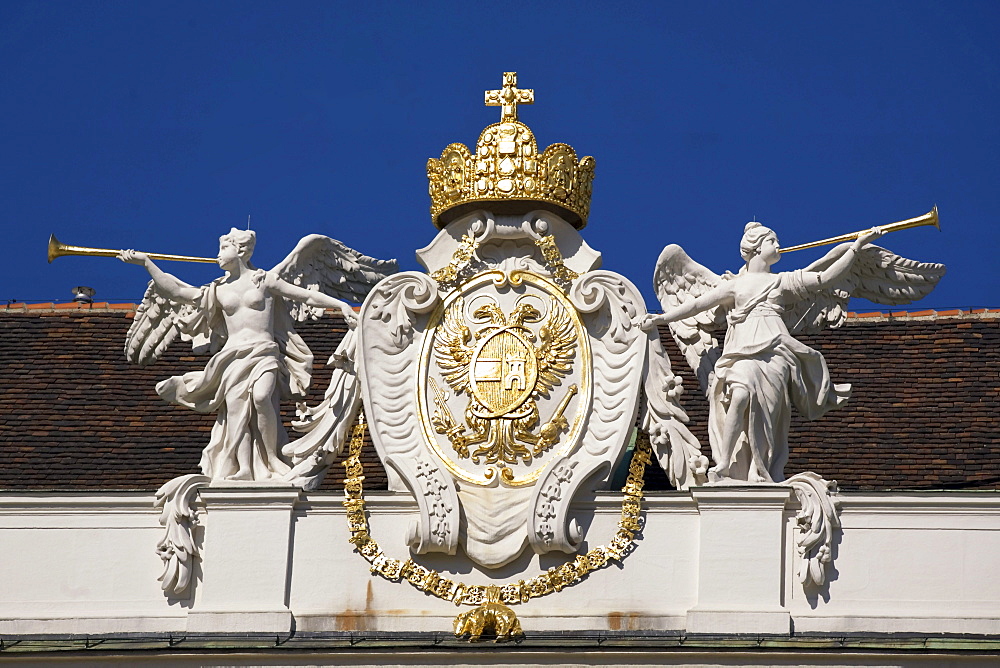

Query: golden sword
[534,384,579,456]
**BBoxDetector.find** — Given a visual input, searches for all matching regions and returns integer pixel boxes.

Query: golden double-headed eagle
[430,295,577,466]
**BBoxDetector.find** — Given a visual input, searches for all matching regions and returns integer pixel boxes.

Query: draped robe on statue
[708,269,851,482]
[154,274,314,481]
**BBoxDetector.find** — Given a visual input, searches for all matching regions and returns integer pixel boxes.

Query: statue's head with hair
[740,222,778,264]
[219,228,257,267]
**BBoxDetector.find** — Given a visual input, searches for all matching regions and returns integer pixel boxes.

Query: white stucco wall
[1,489,998,637]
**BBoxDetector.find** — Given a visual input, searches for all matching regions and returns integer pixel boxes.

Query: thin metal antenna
[247,214,251,230]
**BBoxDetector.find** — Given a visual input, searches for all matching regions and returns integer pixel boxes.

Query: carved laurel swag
[640,334,708,490]
[284,329,363,491]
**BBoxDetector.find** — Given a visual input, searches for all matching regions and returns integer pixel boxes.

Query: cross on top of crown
[485,72,534,123]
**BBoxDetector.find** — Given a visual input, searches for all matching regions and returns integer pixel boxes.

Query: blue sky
[2,1,997,310]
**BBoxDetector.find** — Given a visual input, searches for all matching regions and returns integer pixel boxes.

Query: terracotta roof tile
[0,309,384,492]
[0,307,997,492]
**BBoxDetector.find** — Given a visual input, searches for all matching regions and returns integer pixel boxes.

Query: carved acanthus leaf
[570,272,639,354]
[786,471,842,589]
[367,273,440,348]
[153,473,210,597]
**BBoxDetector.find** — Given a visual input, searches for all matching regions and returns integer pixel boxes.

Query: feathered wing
[652,244,728,395]
[783,243,946,334]
[534,299,576,398]
[272,234,399,321]
[434,297,474,396]
[125,281,201,365]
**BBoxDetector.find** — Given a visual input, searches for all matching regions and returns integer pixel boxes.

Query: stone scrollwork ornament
[786,472,842,587]
[153,473,210,597]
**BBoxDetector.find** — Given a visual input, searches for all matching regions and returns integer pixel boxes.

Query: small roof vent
[72,286,95,304]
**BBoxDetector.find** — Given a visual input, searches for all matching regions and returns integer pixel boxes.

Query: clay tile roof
[1,305,998,492]
[0,305,382,492]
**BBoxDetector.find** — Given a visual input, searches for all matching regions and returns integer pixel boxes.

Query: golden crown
[427,73,595,230]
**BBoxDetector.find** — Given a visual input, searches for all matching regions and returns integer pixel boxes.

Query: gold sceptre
[47,234,217,264]
[429,378,471,457]
[778,206,940,254]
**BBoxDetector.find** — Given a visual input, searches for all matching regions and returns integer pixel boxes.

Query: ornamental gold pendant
[453,585,524,642]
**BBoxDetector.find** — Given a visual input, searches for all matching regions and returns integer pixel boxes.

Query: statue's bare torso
[216,273,277,349]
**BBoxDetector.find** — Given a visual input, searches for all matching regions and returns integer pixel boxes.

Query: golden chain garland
[342,410,650,608]
[533,235,579,285]
[430,232,480,285]
[430,232,579,290]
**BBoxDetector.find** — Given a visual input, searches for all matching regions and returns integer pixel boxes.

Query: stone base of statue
[685,485,793,634]
[185,482,300,634]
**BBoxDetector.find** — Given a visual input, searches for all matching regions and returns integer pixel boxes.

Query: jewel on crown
[427,72,596,230]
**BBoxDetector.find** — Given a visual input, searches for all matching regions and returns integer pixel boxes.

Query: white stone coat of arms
[358,211,649,567]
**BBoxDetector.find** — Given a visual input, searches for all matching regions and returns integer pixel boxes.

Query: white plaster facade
[2,487,998,664]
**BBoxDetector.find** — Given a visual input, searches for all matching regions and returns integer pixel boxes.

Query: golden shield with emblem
[417,270,590,486]
[469,327,538,419]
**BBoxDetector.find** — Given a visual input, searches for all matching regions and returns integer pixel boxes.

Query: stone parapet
[2,490,997,637]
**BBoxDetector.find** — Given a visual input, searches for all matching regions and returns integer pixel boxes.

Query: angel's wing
[783,243,946,334]
[534,299,576,398]
[125,281,200,365]
[272,234,399,321]
[434,297,474,396]
[652,244,728,395]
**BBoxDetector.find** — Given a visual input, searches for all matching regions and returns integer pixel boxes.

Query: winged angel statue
[643,222,945,485]
[120,228,396,485]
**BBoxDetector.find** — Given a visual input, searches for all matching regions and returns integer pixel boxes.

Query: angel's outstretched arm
[118,250,200,303]
[804,227,884,291]
[267,274,358,326]
[645,282,734,329]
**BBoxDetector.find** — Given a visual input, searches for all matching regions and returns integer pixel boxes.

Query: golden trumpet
[47,234,217,264]
[778,206,940,254]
